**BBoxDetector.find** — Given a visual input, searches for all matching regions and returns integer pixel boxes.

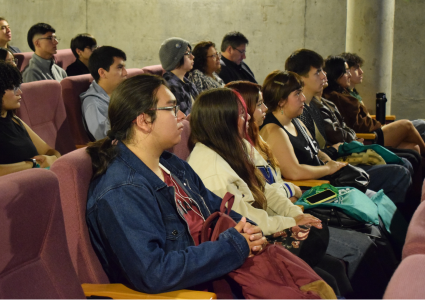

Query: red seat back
[402,200,425,259]
[127,68,144,77]
[16,80,76,155]
[54,49,75,71]
[0,169,85,298]
[142,64,165,76]
[60,74,94,146]
[14,51,33,72]
[50,148,110,284]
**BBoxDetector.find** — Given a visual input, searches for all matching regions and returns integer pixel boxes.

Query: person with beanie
[159,37,199,115]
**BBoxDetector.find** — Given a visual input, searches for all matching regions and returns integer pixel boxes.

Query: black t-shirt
[66,59,90,77]
[261,113,321,166]
[0,112,38,164]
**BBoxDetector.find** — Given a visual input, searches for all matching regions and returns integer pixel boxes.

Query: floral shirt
[187,69,224,93]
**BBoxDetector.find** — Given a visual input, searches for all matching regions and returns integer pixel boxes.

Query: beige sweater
[187,142,303,235]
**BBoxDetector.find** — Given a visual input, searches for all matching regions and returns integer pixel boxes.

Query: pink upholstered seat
[142,64,165,76]
[60,74,94,146]
[50,148,110,284]
[0,169,85,298]
[127,68,144,77]
[14,51,33,72]
[384,254,425,299]
[402,200,425,259]
[16,80,76,155]
[170,119,191,160]
[54,49,75,71]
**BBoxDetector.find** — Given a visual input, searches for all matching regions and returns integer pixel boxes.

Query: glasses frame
[149,105,180,117]
[38,36,60,43]
[233,47,246,55]
[184,50,193,56]
[207,52,221,60]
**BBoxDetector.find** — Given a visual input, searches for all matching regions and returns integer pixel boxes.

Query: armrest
[82,283,217,299]
[370,115,396,121]
[356,133,376,140]
[283,179,330,187]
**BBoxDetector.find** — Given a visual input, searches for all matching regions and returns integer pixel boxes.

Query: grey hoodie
[22,53,67,83]
[80,81,110,140]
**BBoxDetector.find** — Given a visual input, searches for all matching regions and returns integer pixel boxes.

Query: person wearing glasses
[66,33,97,77]
[0,61,60,176]
[85,74,268,295]
[0,47,18,67]
[23,23,67,83]
[0,17,20,53]
[187,41,224,93]
[159,37,199,115]
[219,31,257,84]
[80,46,127,140]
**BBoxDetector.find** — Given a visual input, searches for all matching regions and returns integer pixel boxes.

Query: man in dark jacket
[219,31,257,84]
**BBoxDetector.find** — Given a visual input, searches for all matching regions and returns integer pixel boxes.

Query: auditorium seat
[16,80,76,155]
[0,169,85,298]
[402,200,425,259]
[54,48,75,71]
[384,254,425,299]
[170,119,191,160]
[60,74,94,146]
[14,51,33,72]
[142,64,165,76]
[50,148,216,299]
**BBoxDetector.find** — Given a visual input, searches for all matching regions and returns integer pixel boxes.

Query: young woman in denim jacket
[85,74,265,294]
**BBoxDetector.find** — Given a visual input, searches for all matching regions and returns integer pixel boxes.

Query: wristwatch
[24,158,37,168]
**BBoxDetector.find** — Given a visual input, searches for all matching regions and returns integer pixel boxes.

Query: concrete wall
[391,0,425,119]
[4,0,347,85]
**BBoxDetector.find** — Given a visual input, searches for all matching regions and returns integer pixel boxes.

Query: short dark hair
[70,33,97,59]
[262,70,304,113]
[88,46,126,82]
[340,52,364,68]
[220,31,249,52]
[323,55,347,93]
[0,47,10,61]
[191,41,215,73]
[285,49,324,77]
[27,23,56,51]
[0,61,22,110]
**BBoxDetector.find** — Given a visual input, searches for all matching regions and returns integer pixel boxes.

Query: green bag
[337,141,403,165]
[296,184,380,226]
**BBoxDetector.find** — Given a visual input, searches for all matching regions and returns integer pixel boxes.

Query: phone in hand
[305,189,337,205]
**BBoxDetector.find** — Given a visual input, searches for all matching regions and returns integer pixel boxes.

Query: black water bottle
[376,93,387,125]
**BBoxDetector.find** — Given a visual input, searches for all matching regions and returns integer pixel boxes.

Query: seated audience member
[22,23,67,83]
[260,70,411,205]
[187,87,395,298]
[66,33,97,77]
[0,17,20,53]
[80,46,127,140]
[0,47,18,67]
[340,51,425,141]
[0,61,60,176]
[159,37,198,115]
[219,31,257,84]
[323,55,425,154]
[85,74,267,295]
[187,41,224,92]
[225,81,302,202]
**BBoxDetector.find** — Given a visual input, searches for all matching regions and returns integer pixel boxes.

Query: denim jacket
[86,142,250,293]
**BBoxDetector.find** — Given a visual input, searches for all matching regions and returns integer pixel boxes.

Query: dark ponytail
[86,74,166,179]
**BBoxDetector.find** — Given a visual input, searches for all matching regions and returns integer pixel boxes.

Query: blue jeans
[358,164,411,204]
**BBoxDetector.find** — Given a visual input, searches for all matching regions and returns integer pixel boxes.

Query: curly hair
[340,52,364,68]
[0,61,22,108]
[191,41,215,73]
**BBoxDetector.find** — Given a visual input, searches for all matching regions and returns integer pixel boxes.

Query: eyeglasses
[13,85,21,96]
[149,105,180,117]
[86,45,98,51]
[207,53,221,59]
[184,50,193,56]
[6,58,18,65]
[38,36,60,42]
[233,47,246,55]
